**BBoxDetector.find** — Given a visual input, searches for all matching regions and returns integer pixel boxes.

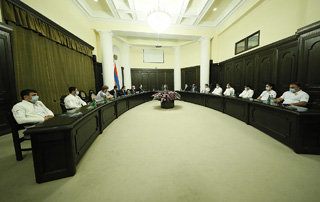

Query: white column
[174,46,181,90]
[97,30,114,88]
[122,43,132,89]
[200,37,211,91]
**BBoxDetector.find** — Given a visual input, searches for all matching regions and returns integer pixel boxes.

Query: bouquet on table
[152,91,181,102]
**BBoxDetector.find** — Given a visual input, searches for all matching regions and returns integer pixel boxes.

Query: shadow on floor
[153,104,183,111]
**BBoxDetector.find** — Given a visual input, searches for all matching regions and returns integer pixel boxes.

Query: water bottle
[92,98,96,108]
[104,95,107,103]
[267,95,271,104]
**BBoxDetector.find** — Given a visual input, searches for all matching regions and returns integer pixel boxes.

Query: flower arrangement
[152,91,181,102]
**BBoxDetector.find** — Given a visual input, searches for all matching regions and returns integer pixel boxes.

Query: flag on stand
[114,63,120,88]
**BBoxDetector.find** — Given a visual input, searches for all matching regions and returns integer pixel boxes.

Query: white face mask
[75,91,79,95]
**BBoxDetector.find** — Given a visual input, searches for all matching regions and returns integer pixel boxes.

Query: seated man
[239,85,254,99]
[12,89,54,125]
[64,87,87,109]
[257,84,277,101]
[191,84,199,92]
[109,85,119,97]
[96,85,113,102]
[130,85,136,94]
[275,83,309,106]
[223,83,235,96]
[120,86,127,96]
[137,84,144,93]
[202,84,210,93]
[212,83,223,96]
[183,84,190,91]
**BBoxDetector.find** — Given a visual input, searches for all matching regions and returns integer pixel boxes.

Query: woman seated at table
[257,84,277,101]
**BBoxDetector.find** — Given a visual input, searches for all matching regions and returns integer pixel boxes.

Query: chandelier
[147,2,171,33]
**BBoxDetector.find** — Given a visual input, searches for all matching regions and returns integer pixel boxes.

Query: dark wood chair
[60,95,68,113]
[88,90,96,102]
[6,111,32,161]
[79,90,88,102]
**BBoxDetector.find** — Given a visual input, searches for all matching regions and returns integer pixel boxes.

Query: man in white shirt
[239,85,254,99]
[64,87,87,109]
[275,83,309,106]
[202,84,210,93]
[12,89,54,125]
[212,83,223,96]
[257,84,277,101]
[223,83,235,96]
[95,85,113,102]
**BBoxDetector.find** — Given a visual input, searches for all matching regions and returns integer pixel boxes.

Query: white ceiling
[71,0,249,44]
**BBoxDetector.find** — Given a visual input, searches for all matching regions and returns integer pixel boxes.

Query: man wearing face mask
[130,85,136,94]
[257,84,277,100]
[64,86,87,109]
[275,83,309,106]
[239,85,254,99]
[12,89,54,125]
[212,83,223,96]
[223,83,235,96]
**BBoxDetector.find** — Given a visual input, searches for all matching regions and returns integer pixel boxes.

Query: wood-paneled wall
[181,66,200,88]
[210,21,320,108]
[131,68,174,91]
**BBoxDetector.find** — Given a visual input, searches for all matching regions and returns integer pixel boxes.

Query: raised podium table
[25,92,153,183]
[178,91,320,155]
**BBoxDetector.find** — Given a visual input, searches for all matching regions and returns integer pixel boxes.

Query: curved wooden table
[177,91,320,155]
[25,92,153,183]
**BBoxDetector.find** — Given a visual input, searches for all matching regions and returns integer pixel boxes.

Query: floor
[0,100,320,202]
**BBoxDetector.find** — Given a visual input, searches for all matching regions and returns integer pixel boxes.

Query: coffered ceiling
[71,0,249,45]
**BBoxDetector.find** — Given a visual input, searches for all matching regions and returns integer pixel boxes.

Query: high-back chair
[88,90,96,102]
[6,111,32,161]
[60,95,68,113]
[79,90,88,102]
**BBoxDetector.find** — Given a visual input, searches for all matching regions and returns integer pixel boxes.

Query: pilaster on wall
[174,46,181,90]
[97,30,114,88]
[122,42,132,88]
[200,37,211,91]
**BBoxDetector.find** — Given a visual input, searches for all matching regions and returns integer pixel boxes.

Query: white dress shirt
[204,87,210,93]
[223,88,235,96]
[259,90,277,101]
[64,94,87,109]
[281,90,309,104]
[12,100,54,125]
[212,87,223,96]
[239,89,254,99]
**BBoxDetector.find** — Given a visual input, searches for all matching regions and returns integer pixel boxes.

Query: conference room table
[25,91,320,183]
[177,91,320,156]
[25,92,154,183]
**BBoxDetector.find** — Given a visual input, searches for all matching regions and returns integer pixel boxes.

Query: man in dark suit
[130,85,136,94]
[137,84,144,93]
[119,86,126,96]
[109,85,119,97]
[183,84,190,91]
[191,84,199,92]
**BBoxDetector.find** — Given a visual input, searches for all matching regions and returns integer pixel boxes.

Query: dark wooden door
[93,62,103,93]
[0,23,17,135]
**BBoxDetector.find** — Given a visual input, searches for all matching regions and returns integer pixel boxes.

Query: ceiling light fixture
[94,0,98,2]
[213,8,217,11]
[147,0,171,33]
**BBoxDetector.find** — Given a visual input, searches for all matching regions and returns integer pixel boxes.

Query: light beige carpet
[0,100,320,202]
